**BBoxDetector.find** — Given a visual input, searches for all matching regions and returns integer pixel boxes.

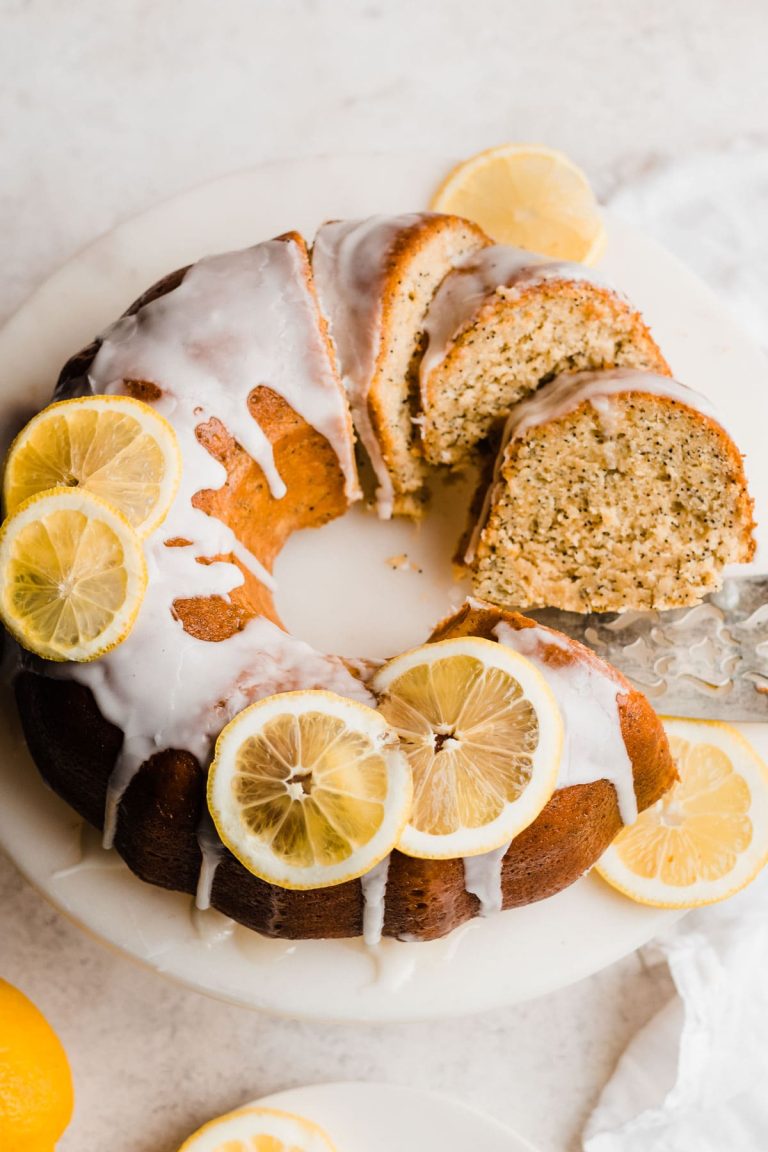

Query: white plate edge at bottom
[250,1080,541,1151]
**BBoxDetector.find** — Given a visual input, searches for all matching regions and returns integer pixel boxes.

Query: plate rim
[249,1080,541,1151]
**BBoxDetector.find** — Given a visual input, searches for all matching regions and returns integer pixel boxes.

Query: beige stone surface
[2,1,763,1148]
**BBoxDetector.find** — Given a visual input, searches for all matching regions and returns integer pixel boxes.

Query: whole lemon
[0,978,74,1151]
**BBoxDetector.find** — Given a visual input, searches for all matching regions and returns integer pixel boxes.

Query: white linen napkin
[583,873,768,1151]
[583,143,768,1152]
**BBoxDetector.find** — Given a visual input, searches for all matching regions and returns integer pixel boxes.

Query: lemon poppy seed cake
[2,215,708,943]
[312,213,489,517]
[471,368,756,613]
[419,244,671,467]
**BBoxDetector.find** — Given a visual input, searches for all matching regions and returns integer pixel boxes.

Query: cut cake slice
[312,213,489,517]
[471,369,756,613]
[420,245,670,468]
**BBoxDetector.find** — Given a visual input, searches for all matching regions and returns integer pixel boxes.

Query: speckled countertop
[2,2,766,1149]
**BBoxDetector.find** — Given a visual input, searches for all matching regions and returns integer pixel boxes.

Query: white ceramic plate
[247,1081,538,1151]
[0,154,766,1021]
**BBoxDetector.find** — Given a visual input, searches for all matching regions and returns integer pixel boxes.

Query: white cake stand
[0,154,766,1021]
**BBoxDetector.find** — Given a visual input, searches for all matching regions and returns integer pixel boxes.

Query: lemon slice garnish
[3,395,181,536]
[596,718,768,908]
[373,637,562,859]
[177,1106,337,1152]
[431,143,606,265]
[207,690,412,890]
[0,487,147,662]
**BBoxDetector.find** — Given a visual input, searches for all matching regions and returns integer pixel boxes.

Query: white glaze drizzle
[504,367,721,442]
[360,854,390,946]
[465,368,723,564]
[420,244,608,381]
[50,238,371,848]
[92,239,360,502]
[312,214,433,518]
[195,814,224,911]
[493,619,638,824]
[462,841,511,916]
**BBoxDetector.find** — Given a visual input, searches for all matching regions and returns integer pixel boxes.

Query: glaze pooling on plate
[494,620,637,824]
[57,237,371,848]
[420,244,607,381]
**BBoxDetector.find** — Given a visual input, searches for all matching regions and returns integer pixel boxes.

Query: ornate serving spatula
[527,575,768,720]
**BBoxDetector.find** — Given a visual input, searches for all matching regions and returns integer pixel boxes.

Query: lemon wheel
[373,637,562,859]
[207,690,412,890]
[596,718,768,908]
[0,487,147,661]
[177,1106,337,1152]
[3,394,181,536]
[431,143,606,264]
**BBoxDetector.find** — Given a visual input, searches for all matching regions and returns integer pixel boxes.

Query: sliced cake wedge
[419,245,670,468]
[312,213,489,517]
[471,369,755,613]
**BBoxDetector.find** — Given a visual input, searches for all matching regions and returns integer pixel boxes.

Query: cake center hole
[272,471,475,660]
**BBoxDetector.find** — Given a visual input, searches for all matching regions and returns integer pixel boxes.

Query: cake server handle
[526,574,768,721]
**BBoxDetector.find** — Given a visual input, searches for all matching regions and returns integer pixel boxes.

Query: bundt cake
[470,368,756,613]
[312,213,489,517]
[6,213,731,945]
[418,244,671,467]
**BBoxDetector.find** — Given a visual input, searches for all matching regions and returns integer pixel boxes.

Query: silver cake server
[526,575,768,721]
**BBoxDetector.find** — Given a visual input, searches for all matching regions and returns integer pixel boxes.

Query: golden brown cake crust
[13,245,676,942]
[366,213,489,488]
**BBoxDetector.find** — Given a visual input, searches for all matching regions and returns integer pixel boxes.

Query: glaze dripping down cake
[5,212,755,943]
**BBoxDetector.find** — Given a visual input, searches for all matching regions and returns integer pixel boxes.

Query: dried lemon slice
[207,690,412,890]
[373,637,562,859]
[0,487,147,662]
[3,395,181,536]
[596,719,768,907]
[431,143,606,264]
[177,1106,337,1152]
